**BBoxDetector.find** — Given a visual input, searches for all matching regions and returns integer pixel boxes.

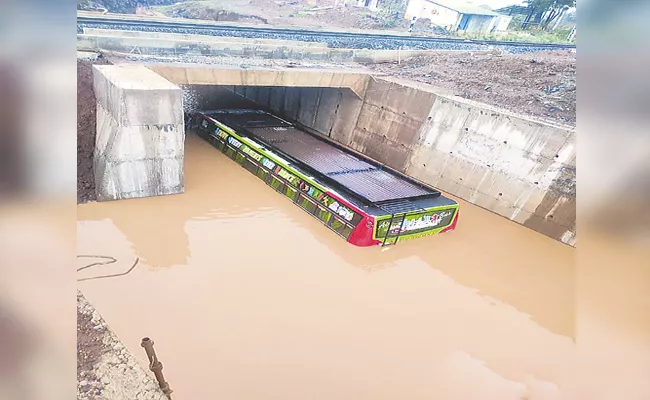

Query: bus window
[226,146,236,159]
[341,224,353,239]
[270,176,284,192]
[257,168,269,181]
[299,195,317,215]
[242,158,258,175]
[316,206,332,223]
[329,217,347,236]
[285,186,298,201]
[235,152,245,165]
[349,212,363,226]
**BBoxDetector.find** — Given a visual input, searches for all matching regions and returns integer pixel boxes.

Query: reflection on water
[78,132,576,400]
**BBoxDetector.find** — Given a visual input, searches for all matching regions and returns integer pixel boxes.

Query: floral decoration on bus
[377,209,455,237]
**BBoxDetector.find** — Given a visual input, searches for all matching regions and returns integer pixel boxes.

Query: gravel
[78,22,574,54]
[77,291,168,400]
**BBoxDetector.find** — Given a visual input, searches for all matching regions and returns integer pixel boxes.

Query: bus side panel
[322,191,377,246]
[347,215,381,247]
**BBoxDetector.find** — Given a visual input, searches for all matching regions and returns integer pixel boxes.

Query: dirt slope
[369,49,576,126]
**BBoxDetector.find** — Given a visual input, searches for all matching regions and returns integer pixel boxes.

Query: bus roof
[202,109,440,204]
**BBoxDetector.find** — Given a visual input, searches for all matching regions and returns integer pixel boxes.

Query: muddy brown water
[77,132,575,400]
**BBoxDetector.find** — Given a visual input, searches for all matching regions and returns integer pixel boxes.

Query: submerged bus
[189,109,459,246]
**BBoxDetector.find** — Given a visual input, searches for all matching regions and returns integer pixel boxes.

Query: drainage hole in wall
[427,116,432,120]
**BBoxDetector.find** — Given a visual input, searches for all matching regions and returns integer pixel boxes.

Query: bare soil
[77,291,167,400]
[368,49,576,126]
[147,0,407,31]
[78,58,109,204]
[77,293,110,398]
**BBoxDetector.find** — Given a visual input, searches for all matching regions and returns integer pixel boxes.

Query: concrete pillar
[92,65,184,201]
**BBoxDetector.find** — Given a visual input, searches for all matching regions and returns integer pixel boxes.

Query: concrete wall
[357,0,379,10]
[82,28,328,48]
[493,15,513,32]
[405,0,461,31]
[231,75,576,245]
[78,35,448,64]
[464,14,497,34]
[149,65,370,99]
[234,85,366,145]
[405,94,576,245]
[93,65,185,201]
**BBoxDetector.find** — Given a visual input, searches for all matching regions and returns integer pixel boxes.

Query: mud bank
[77,291,167,400]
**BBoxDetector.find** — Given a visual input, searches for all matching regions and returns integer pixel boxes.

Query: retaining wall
[232,75,576,245]
[93,65,185,201]
[82,28,329,48]
[78,34,454,63]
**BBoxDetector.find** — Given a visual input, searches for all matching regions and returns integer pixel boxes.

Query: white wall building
[357,0,380,11]
[405,0,510,34]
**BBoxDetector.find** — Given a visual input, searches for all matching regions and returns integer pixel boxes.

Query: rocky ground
[143,0,409,31]
[368,49,576,126]
[77,291,167,400]
[78,58,109,204]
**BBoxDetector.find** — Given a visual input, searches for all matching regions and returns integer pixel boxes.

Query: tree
[541,0,575,29]
[376,0,407,28]
[521,0,575,30]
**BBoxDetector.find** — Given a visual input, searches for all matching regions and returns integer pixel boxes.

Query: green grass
[453,28,574,44]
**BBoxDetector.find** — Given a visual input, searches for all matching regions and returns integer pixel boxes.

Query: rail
[77,14,576,52]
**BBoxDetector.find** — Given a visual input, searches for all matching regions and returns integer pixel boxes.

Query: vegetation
[521,0,576,30]
[375,0,408,28]
[455,28,574,44]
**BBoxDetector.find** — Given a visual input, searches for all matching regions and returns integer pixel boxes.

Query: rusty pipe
[141,337,173,399]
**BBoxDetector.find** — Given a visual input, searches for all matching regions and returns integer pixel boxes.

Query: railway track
[77,14,576,54]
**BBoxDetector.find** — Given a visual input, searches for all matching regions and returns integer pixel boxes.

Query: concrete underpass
[93,63,576,245]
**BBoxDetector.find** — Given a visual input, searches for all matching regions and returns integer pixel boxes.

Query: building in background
[357,0,380,11]
[404,0,511,34]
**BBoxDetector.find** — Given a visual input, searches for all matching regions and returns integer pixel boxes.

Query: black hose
[77,255,140,282]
